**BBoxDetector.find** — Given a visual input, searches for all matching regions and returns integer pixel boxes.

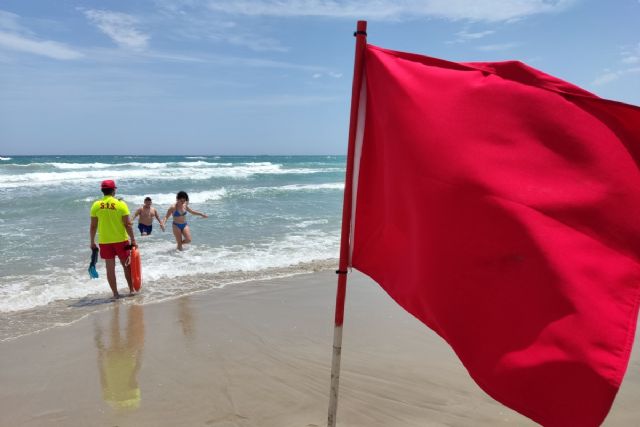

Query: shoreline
[0,258,338,343]
[1,270,638,426]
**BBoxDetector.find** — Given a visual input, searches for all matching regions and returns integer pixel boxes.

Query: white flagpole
[327,20,367,427]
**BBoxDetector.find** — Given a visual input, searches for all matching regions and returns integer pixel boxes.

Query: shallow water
[0,155,344,340]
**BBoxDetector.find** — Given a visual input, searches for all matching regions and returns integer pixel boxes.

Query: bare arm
[132,208,141,221]
[186,206,208,218]
[154,208,165,231]
[162,206,175,225]
[122,215,137,247]
[90,217,98,249]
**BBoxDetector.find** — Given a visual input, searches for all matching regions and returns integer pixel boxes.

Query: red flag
[350,45,640,427]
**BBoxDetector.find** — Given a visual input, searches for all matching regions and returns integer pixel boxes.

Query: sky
[0,0,639,155]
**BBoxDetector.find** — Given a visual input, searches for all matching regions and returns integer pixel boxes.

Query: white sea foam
[139,229,339,283]
[0,157,11,161]
[279,183,344,191]
[0,270,106,313]
[48,162,170,170]
[0,229,339,313]
[79,189,228,204]
[135,183,342,203]
[123,189,229,205]
[76,183,342,204]
[0,155,345,340]
[293,219,329,228]
[240,182,344,196]
[0,162,342,189]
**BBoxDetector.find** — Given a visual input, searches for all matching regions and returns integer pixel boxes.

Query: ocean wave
[240,182,344,196]
[40,160,237,170]
[0,229,339,314]
[0,269,106,313]
[0,163,343,189]
[293,219,329,228]
[0,258,339,342]
[75,183,343,205]
[122,189,228,205]
[48,162,170,170]
[174,160,233,167]
[78,189,228,205]
[0,157,11,161]
[140,230,339,283]
[1,160,285,171]
[278,183,344,191]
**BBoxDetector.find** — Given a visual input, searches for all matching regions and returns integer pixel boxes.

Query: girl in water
[162,191,208,250]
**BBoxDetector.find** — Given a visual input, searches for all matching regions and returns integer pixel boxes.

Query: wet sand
[1,270,638,426]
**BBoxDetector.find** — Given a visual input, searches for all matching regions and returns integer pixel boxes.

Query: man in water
[131,197,165,236]
[90,179,137,298]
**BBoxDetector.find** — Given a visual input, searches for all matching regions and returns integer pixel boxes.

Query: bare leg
[182,225,192,245]
[172,223,184,250]
[120,257,134,294]
[105,258,119,298]
[110,304,121,344]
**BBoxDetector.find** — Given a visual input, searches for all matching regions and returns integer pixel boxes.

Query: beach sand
[1,270,638,426]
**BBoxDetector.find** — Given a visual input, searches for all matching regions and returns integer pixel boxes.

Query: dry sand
[1,270,638,426]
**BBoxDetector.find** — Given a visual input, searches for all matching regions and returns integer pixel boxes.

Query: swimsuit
[138,223,152,235]
[172,209,188,231]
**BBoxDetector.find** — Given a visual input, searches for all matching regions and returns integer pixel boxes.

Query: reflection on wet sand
[94,303,145,411]
[178,296,195,341]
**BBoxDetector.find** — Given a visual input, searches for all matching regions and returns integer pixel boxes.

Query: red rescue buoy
[130,246,142,291]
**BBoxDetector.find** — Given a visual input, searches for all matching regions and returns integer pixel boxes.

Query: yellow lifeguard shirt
[90,196,130,244]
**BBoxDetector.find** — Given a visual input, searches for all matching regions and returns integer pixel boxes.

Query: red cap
[101,179,117,189]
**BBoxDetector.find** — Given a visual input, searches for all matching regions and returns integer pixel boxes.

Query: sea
[0,155,345,341]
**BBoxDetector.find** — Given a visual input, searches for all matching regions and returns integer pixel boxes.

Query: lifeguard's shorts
[99,241,130,261]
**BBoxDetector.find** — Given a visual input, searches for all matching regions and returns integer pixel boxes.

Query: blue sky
[1,0,639,155]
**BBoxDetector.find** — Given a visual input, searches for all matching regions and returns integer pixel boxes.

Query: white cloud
[224,94,339,107]
[206,0,577,22]
[142,50,208,63]
[0,10,25,33]
[200,53,331,72]
[223,33,288,52]
[477,42,518,51]
[448,28,495,44]
[457,29,495,40]
[621,42,640,64]
[83,9,150,50]
[310,71,343,79]
[595,42,640,85]
[156,3,289,52]
[0,30,83,59]
[592,70,620,85]
[0,10,82,60]
[592,67,640,86]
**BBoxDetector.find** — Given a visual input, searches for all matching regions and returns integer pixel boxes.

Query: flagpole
[328,20,367,427]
